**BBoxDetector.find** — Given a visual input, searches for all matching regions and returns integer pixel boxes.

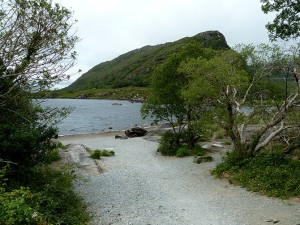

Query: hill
[64,30,230,92]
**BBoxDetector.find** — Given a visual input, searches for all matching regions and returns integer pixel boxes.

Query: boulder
[125,127,147,138]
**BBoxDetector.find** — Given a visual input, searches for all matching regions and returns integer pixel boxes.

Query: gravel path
[60,136,300,225]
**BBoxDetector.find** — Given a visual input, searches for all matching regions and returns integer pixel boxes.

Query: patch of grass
[174,145,206,158]
[101,150,115,157]
[214,151,300,198]
[191,146,206,156]
[56,141,66,150]
[214,129,227,140]
[90,150,101,159]
[44,149,61,164]
[176,146,190,157]
[90,149,115,159]
[223,140,232,145]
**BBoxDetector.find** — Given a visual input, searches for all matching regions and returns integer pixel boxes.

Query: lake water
[39,99,152,136]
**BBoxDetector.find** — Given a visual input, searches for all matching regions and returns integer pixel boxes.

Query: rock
[201,144,210,149]
[125,127,147,138]
[212,143,224,148]
[193,30,229,49]
[194,156,213,164]
[266,219,279,224]
[60,144,102,175]
[115,135,128,139]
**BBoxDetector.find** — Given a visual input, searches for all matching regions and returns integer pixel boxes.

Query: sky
[54,0,276,89]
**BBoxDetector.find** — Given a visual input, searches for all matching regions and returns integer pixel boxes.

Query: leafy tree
[181,44,300,157]
[261,0,300,40]
[0,0,78,167]
[142,42,215,148]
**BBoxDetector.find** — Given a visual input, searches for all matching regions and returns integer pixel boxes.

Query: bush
[90,149,115,159]
[191,146,206,156]
[157,131,181,156]
[0,166,43,225]
[158,131,208,157]
[0,123,57,168]
[17,166,90,224]
[44,149,61,164]
[0,186,44,225]
[101,150,115,157]
[176,146,190,157]
[90,150,101,159]
[214,151,300,198]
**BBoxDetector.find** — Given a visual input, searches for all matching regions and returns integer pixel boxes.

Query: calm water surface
[40,99,151,136]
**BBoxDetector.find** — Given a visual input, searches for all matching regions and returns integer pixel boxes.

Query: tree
[142,42,215,148]
[181,45,300,157]
[0,0,78,167]
[0,0,78,106]
[261,0,300,40]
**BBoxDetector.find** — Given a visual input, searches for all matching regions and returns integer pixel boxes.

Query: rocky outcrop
[193,30,229,50]
[59,144,105,175]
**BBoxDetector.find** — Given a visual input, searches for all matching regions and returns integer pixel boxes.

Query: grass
[213,150,300,198]
[90,149,115,159]
[176,146,190,157]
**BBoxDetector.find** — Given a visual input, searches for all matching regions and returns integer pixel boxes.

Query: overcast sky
[54,0,275,89]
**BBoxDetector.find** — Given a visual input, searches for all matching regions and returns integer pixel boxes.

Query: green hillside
[64,31,230,92]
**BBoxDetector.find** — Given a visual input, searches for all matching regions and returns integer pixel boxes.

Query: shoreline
[57,125,160,141]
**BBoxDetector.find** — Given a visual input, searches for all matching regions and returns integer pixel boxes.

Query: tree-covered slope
[64,30,230,91]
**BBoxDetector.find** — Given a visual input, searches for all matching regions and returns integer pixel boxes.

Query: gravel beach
[59,134,300,225]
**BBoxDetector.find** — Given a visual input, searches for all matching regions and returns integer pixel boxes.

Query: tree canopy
[181,44,300,156]
[0,0,78,167]
[261,0,300,40]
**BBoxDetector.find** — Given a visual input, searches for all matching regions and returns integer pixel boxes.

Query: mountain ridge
[64,30,230,91]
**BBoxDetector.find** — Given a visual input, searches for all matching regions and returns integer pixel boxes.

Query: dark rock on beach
[125,127,148,138]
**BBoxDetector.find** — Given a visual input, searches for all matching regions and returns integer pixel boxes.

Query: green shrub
[101,150,115,157]
[19,166,90,224]
[191,146,206,156]
[0,124,57,168]
[91,150,101,159]
[0,166,43,225]
[214,151,300,198]
[176,146,190,157]
[44,149,61,164]
[56,141,66,150]
[157,131,181,156]
[0,186,44,225]
[158,131,207,157]
[90,149,115,159]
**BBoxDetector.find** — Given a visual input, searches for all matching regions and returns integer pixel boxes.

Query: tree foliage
[0,0,78,167]
[261,0,300,40]
[181,44,300,157]
[142,42,215,147]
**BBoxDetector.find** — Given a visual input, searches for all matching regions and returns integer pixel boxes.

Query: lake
[39,99,152,136]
